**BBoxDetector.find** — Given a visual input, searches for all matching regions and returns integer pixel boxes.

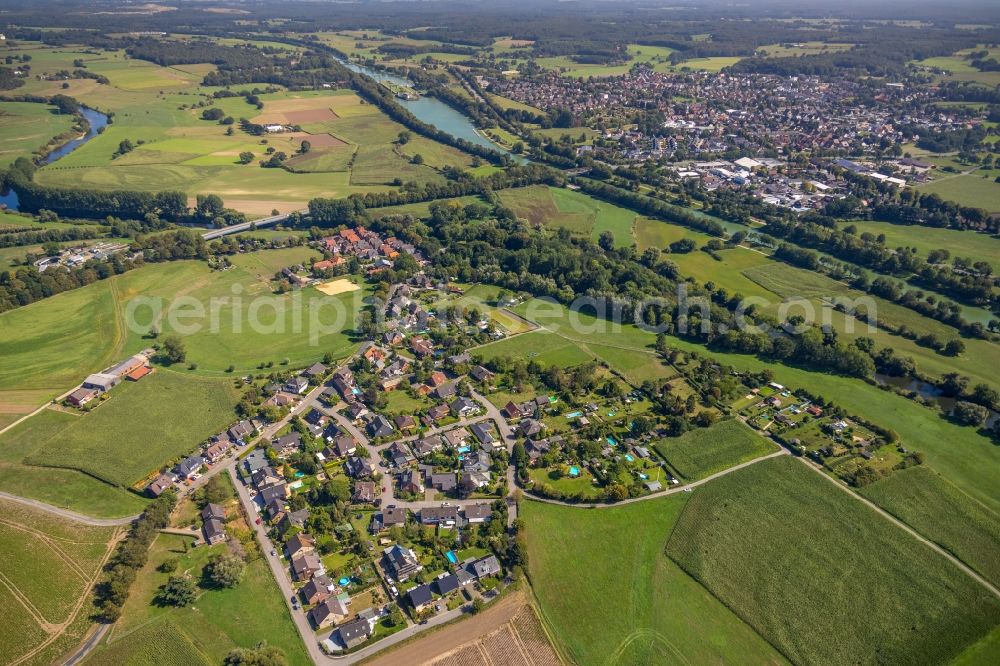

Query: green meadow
[1,368,239,488]
[523,495,787,666]
[666,456,1000,666]
[508,298,1000,513]
[498,185,638,247]
[841,220,1000,273]
[915,173,1000,212]
[0,100,76,167]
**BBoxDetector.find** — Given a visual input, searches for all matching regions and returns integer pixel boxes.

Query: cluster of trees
[0,224,101,249]
[94,491,176,621]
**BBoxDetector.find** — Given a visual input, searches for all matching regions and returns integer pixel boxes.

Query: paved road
[0,491,139,526]
[60,623,110,666]
[201,209,306,240]
[521,448,790,509]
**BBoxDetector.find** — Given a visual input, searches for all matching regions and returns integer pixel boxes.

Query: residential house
[368,415,394,439]
[337,618,372,649]
[202,505,227,544]
[434,382,457,401]
[399,469,424,494]
[146,472,176,497]
[383,544,422,582]
[352,480,378,504]
[345,456,376,479]
[463,450,491,474]
[331,435,357,458]
[428,472,457,493]
[427,371,448,388]
[426,404,450,422]
[501,401,522,420]
[450,397,477,417]
[176,455,205,479]
[468,554,501,580]
[300,574,335,605]
[370,506,407,533]
[463,504,492,524]
[285,376,309,395]
[459,471,491,495]
[286,533,316,559]
[388,441,415,468]
[470,422,495,447]
[407,584,433,613]
[228,419,257,442]
[303,362,328,379]
[310,597,350,629]
[519,419,544,438]
[291,552,325,580]
[82,373,117,393]
[67,387,99,407]
[394,414,417,432]
[239,449,268,479]
[434,573,460,596]
[277,508,310,534]
[443,428,470,448]
[411,338,434,357]
[259,482,290,505]
[272,433,302,456]
[470,366,495,383]
[419,506,459,527]
[204,439,232,463]
[412,435,443,458]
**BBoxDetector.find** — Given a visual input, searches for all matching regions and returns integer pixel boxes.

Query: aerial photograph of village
[0,0,998,664]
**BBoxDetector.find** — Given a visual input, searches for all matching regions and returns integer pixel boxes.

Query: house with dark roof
[309,597,350,629]
[383,544,422,581]
[272,433,302,456]
[434,573,460,596]
[147,472,176,497]
[443,428,470,448]
[407,584,433,612]
[419,506,459,527]
[259,482,290,505]
[470,422,495,447]
[203,518,227,545]
[303,362,328,379]
[352,480,378,504]
[428,472,457,493]
[468,554,501,580]
[399,468,424,494]
[412,435,443,458]
[426,404,450,422]
[286,533,316,559]
[388,441,415,468]
[368,415,394,439]
[450,397,477,417]
[434,382,457,400]
[345,456,376,478]
[300,574,335,606]
[285,376,309,395]
[176,455,205,479]
[501,401,523,420]
[337,617,372,649]
[291,552,324,580]
[463,504,492,524]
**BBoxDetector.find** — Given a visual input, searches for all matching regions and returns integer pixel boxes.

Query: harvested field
[284,108,338,124]
[315,278,361,296]
[365,592,562,666]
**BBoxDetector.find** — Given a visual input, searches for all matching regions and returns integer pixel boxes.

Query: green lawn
[498,185,638,247]
[0,462,148,518]
[4,369,239,487]
[523,495,787,665]
[653,418,777,480]
[666,456,1000,666]
[860,465,1000,589]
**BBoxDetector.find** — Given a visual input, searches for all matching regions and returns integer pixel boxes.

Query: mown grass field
[915,173,1000,212]
[523,495,787,665]
[0,498,118,665]
[3,369,240,488]
[653,418,777,480]
[498,185,638,247]
[841,220,1000,273]
[95,532,311,666]
[0,101,76,167]
[510,298,1000,513]
[665,456,1000,666]
[860,465,1000,589]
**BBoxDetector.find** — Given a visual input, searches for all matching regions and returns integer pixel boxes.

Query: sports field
[666,456,1000,666]
[653,418,777,480]
[0,498,120,665]
[523,494,787,665]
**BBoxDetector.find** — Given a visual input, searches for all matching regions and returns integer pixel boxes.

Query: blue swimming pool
[457,445,470,453]
[566,411,582,418]
[625,454,634,462]
[607,437,618,446]
[445,551,458,564]
[569,466,580,477]
[338,577,350,586]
